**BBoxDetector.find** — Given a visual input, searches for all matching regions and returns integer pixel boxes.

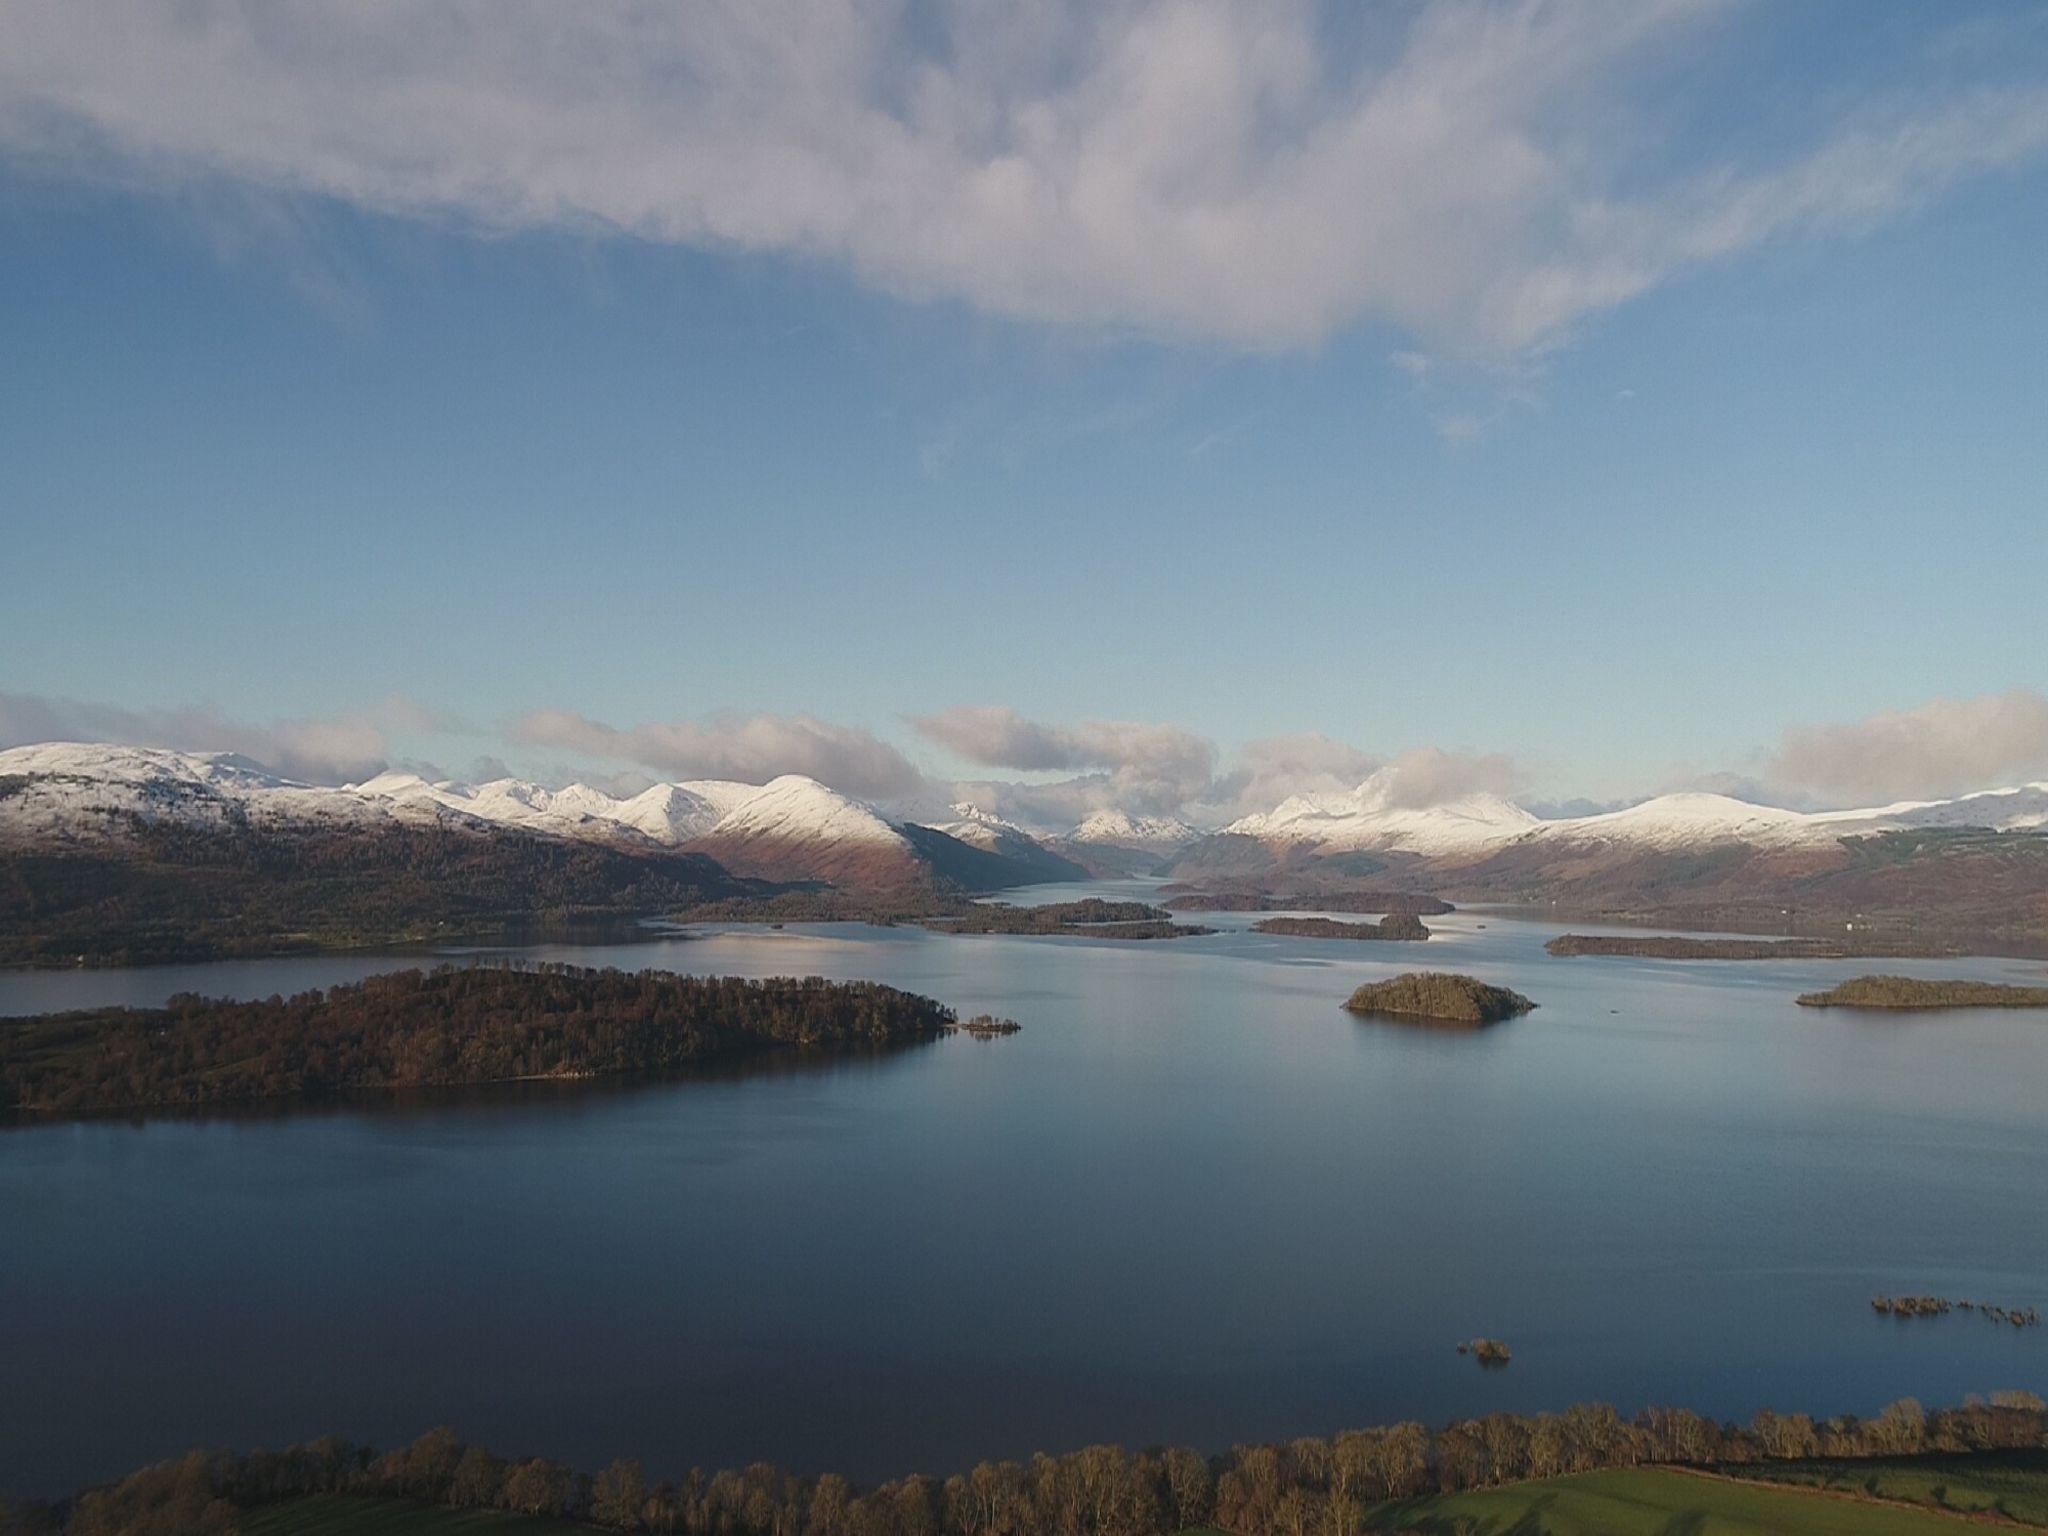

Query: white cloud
[3,0,2042,353]
[1194,731,1380,820]
[913,705,1210,780]
[509,709,923,800]
[1373,746,1518,809]
[0,690,436,782]
[1764,689,2048,806]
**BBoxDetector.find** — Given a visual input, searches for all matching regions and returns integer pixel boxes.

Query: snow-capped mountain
[348,770,740,847]
[1209,771,2048,867]
[1807,781,2048,837]
[1523,792,1825,851]
[931,802,1034,853]
[0,743,427,845]
[1066,808,1203,853]
[1176,766,2048,898]
[1223,769,1540,856]
[0,745,1078,891]
[1504,783,2048,853]
[929,803,1092,884]
[690,777,1078,889]
[14,739,2045,901]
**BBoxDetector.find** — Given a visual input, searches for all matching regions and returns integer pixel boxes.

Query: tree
[594,1459,649,1528]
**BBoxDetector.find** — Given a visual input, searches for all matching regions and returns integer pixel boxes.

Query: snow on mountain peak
[1222,773,1537,855]
[1533,792,1833,849]
[1067,808,1201,851]
[707,775,907,847]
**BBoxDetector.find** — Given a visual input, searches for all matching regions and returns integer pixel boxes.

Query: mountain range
[5,740,2047,947]
[0,743,1086,893]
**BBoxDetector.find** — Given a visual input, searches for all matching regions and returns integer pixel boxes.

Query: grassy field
[1727,1449,2048,1526]
[243,1495,591,1534]
[1358,1466,1993,1533]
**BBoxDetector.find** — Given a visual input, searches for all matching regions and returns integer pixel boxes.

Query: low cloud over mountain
[0,691,444,785]
[510,709,923,802]
[1762,689,2048,807]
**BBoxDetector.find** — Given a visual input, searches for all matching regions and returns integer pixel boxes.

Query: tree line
[0,963,956,1116]
[13,1393,2046,1536]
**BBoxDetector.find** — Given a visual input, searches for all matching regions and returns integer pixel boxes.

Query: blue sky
[2,0,2047,821]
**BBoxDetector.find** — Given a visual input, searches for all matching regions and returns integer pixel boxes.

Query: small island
[1456,1338,1512,1366]
[0,963,960,1119]
[947,1014,1021,1039]
[1795,976,2048,1009]
[1342,972,1536,1026]
[1254,914,1430,941]
[1872,1295,2040,1327]
[925,899,1215,941]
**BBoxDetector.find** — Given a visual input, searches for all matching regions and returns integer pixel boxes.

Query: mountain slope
[930,805,1092,884]
[1,744,425,846]
[688,777,1082,891]
[1222,770,1539,855]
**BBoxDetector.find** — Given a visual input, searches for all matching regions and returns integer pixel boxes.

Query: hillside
[0,751,1089,964]
[0,819,758,966]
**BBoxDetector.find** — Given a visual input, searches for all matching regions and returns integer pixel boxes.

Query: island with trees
[1545,933,1959,960]
[1166,890,1454,915]
[1254,914,1430,941]
[1456,1338,1512,1367]
[0,964,959,1119]
[924,899,1215,941]
[1343,972,1536,1026]
[14,1391,2048,1536]
[947,1014,1021,1039]
[1795,976,2048,1009]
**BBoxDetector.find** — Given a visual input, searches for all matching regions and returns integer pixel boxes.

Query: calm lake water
[4,883,2046,1498]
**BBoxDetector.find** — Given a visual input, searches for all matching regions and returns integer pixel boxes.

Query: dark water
[4,885,2046,1498]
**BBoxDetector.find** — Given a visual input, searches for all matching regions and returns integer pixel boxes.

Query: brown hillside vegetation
[1444,829,2048,954]
[1342,972,1535,1025]
[0,821,760,967]
[1796,975,2048,1009]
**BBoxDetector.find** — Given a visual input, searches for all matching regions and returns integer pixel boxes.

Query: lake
[4,884,2045,1499]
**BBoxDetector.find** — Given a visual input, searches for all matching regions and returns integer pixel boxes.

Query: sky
[2,0,2047,826]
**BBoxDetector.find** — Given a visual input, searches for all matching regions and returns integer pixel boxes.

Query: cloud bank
[5,0,2045,352]
[509,709,923,801]
[0,690,428,783]
[1192,732,1382,821]
[1764,689,2048,806]
[13,687,2045,829]
[1370,746,1519,809]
